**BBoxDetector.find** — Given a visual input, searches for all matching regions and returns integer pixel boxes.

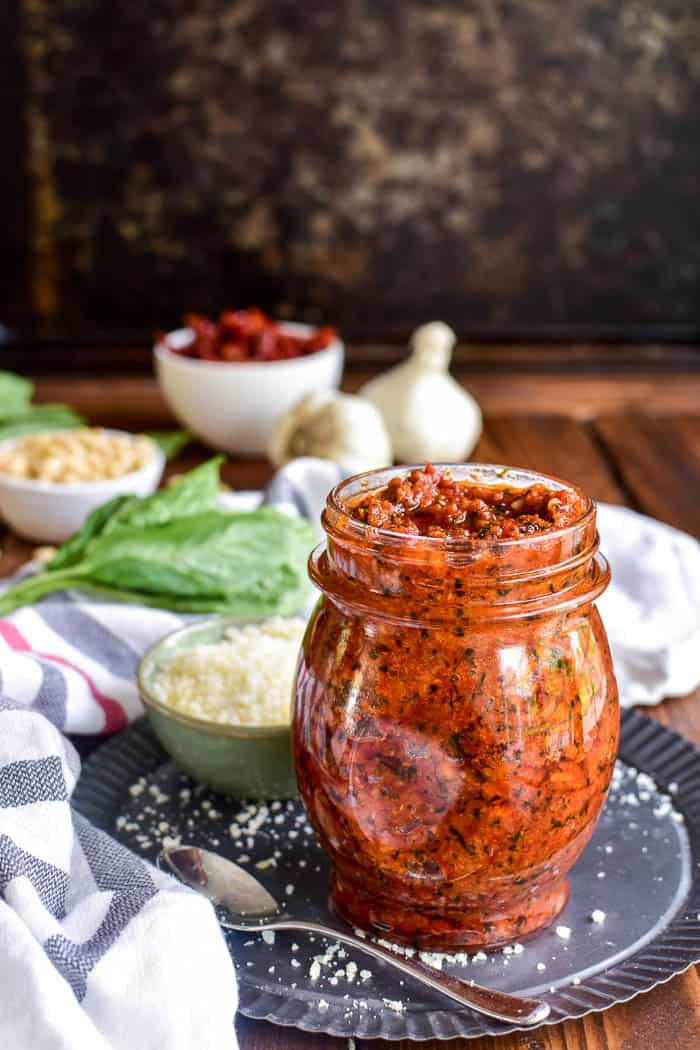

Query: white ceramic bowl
[0,431,165,544]
[154,323,344,456]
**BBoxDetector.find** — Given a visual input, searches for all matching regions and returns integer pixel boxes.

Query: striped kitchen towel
[0,701,237,1049]
[0,466,345,1048]
[0,594,185,734]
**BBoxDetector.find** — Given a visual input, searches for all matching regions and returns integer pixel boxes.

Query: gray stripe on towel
[0,756,67,809]
[43,814,159,1000]
[37,602,139,679]
[32,661,68,728]
[0,834,69,916]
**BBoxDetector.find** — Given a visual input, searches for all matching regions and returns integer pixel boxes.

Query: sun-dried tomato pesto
[294,465,619,950]
[350,463,586,539]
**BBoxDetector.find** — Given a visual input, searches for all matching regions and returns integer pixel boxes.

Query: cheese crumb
[261,930,275,945]
[555,925,571,940]
[636,772,656,792]
[590,909,606,924]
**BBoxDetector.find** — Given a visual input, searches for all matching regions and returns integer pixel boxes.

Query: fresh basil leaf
[78,509,312,601]
[0,372,33,418]
[0,405,84,441]
[46,495,136,572]
[100,456,224,537]
[47,456,224,574]
[143,430,193,461]
[0,458,315,618]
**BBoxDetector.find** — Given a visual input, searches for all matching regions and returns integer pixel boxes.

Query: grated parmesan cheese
[149,617,306,726]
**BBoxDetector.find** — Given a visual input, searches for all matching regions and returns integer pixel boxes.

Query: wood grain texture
[598,970,700,1050]
[594,415,700,534]
[475,417,624,505]
[28,370,700,428]
[0,376,697,1050]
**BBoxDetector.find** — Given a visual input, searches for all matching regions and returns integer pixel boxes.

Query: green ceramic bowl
[137,616,299,799]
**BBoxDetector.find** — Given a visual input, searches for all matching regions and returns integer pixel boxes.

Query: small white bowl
[0,431,165,543]
[154,322,344,456]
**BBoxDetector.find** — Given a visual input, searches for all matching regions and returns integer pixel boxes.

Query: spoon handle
[229,917,550,1026]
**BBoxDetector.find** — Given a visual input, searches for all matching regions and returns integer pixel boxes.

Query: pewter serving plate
[73,711,700,1041]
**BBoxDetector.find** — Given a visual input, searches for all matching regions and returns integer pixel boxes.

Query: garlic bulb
[268,391,393,473]
[359,321,482,463]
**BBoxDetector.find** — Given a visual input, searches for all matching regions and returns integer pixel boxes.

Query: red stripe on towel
[0,619,128,733]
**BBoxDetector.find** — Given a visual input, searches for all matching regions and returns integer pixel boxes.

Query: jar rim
[324,462,595,554]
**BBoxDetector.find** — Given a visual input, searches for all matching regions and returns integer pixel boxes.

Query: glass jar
[293,465,619,950]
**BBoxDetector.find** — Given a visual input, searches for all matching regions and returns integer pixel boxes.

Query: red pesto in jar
[293,464,619,950]
[350,463,586,539]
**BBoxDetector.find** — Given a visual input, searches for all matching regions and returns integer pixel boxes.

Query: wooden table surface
[3,363,699,1050]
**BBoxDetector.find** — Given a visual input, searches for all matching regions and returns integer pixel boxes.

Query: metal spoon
[160,845,550,1027]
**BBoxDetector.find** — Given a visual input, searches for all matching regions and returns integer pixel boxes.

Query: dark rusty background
[2,0,700,343]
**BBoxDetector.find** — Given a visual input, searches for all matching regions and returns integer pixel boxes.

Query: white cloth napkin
[596,503,700,706]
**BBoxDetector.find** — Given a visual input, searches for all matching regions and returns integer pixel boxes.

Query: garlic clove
[397,374,482,462]
[411,321,456,371]
[268,391,393,473]
[360,320,482,464]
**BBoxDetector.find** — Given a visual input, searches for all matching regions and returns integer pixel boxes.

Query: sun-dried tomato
[161,308,337,363]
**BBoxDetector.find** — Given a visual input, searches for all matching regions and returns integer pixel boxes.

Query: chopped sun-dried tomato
[160,308,337,363]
